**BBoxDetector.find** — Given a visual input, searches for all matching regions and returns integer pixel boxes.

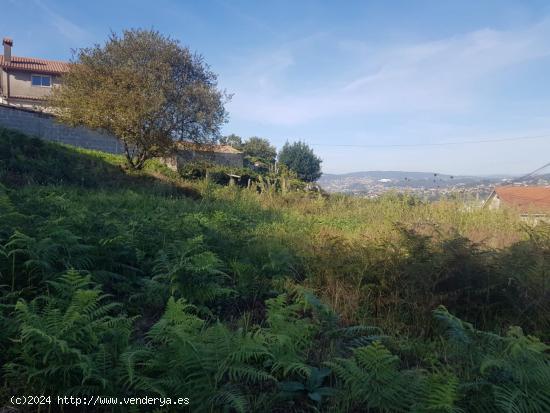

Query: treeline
[220,135,322,182]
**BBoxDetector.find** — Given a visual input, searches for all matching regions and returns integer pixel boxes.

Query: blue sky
[4,0,550,175]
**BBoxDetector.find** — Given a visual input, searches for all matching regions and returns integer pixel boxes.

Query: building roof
[176,142,243,154]
[0,55,70,74]
[493,186,550,213]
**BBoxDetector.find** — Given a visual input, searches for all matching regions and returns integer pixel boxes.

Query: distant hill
[318,170,505,193]
[321,171,464,180]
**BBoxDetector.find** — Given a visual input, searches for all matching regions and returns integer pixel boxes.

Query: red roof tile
[494,186,550,213]
[0,55,70,74]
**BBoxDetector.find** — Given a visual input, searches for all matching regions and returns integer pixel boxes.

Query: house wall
[8,70,61,98]
[0,69,61,108]
[0,69,6,100]
[0,104,124,154]
[519,214,550,225]
[487,195,501,210]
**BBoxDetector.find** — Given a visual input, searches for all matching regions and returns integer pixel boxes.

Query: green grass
[0,127,548,412]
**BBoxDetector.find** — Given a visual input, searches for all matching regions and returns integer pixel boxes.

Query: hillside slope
[0,128,548,413]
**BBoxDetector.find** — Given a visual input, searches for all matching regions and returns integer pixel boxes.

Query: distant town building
[0,38,70,109]
[484,185,550,221]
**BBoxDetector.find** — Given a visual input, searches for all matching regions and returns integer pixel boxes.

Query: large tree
[278,141,322,182]
[50,29,229,169]
[242,137,277,165]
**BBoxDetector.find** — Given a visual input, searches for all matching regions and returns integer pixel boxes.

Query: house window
[31,75,52,87]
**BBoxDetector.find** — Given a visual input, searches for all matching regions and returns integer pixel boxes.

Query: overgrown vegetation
[0,127,548,412]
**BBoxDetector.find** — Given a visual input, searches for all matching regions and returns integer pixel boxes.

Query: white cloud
[34,0,91,43]
[224,19,550,126]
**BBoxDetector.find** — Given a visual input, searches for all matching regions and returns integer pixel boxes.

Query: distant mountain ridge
[318,170,507,193]
[320,171,470,180]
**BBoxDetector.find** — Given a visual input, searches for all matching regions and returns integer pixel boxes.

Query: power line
[512,161,550,183]
[308,133,550,148]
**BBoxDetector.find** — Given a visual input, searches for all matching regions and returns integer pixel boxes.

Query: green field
[0,128,548,412]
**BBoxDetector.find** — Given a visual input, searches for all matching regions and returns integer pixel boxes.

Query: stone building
[163,142,244,171]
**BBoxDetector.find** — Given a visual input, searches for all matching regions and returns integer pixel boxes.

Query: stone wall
[172,149,244,169]
[0,103,124,154]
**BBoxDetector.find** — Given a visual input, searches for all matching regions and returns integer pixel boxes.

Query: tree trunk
[134,151,148,170]
[123,142,148,170]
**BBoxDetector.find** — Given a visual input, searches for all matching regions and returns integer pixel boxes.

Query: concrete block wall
[0,104,124,154]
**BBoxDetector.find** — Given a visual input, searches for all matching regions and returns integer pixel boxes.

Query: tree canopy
[50,29,229,169]
[219,134,243,149]
[278,141,322,182]
[242,137,277,165]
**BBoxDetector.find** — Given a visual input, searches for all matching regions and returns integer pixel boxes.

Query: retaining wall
[0,104,124,154]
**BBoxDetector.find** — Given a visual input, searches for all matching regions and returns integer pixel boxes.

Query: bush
[278,141,322,182]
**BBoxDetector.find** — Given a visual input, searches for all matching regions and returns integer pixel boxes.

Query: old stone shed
[163,142,244,171]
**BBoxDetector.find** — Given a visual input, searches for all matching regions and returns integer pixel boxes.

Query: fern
[328,341,418,412]
[434,306,550,413]
[4,270,132,396]
[411,372,463,413]
[152,237,233,308]
[123,297,275,412]
[2,129,550,412]
[264,292,318,379]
